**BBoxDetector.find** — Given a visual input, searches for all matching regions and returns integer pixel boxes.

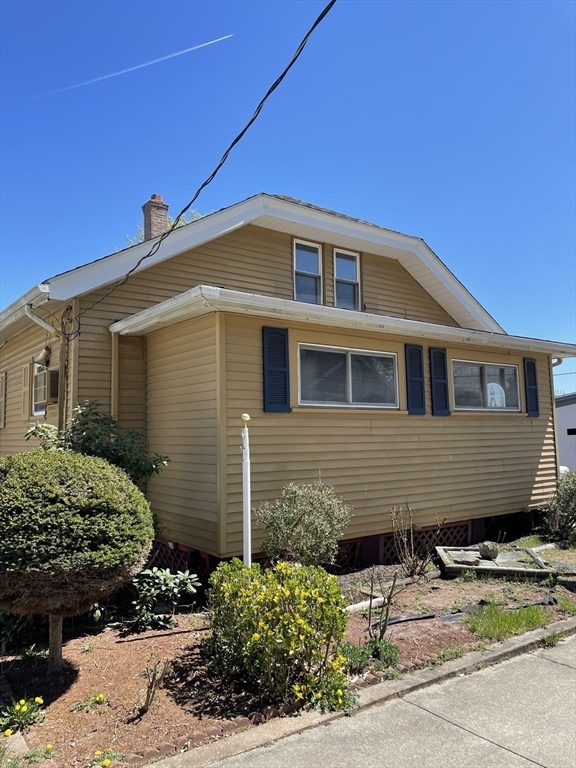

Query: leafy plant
[207,559,351,709]
[89,748,125,767]
[557,595,576,616]
[0,698,44,732]
[543,471,576,542]
[464,604,551,641]
[21,744,57,763]
[0,450,154,673]
[71,692,108,713]
[460,569,477,582]
[390,505,445,577]
[19,645,47,667]
[25,400,170,485]
[256,483,352,566]
[126,568,201,633]
[0,613,46,654]
[338,642,371,675]
[365,638,399,668]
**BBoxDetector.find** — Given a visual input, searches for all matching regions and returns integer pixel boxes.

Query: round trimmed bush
[0,450,154,618]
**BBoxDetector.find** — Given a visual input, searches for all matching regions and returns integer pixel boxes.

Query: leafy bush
[544,471,576,542]
[365,638,400,668]
[127,568,201,632]
[338,642,371,675]
[0,611,46,654]
[207,559,352,709]
[0,450,154,671]
[256,483,352,566]
[25,400,169,485]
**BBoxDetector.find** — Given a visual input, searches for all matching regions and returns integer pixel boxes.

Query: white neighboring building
[556,393,576,472]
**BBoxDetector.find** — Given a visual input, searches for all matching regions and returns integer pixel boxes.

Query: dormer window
[334,250,360,310]
[294,240,322,304]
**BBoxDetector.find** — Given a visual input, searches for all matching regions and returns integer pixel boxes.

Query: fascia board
[46,197,267,301]
[0,284,50,332]
[260,196,503,334]
[108,285,576,358]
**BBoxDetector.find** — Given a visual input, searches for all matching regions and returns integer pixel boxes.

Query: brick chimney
[142,194,169,240]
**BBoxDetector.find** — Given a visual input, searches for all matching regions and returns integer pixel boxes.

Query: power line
[554,371,576,376]
[60,0,338,341]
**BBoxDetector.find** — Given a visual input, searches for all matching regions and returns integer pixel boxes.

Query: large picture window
[334,250,360,310]
[299,344,398,408]
[294,240,322,304]
[452,360,520,411]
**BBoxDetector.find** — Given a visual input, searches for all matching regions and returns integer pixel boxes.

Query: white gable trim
[109,285,576,359]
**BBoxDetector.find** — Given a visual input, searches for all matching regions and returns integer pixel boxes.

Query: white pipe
[241,413,252,567]
[552,358,563,367]
[24,304,59,336]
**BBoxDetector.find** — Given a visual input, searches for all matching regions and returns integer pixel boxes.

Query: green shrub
[365,638,400,668]
[0,451,154,672]
[544,471,576,542]
[338,642,371,674]
[207,559,352,710]
[126,567,201,632]
[256,483,352,566]
[25,400,169,485]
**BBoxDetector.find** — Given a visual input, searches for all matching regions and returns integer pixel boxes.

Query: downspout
[552,358,563,368]
[24,304,67,430]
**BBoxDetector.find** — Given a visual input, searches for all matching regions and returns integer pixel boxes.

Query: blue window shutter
[405,344,425,415]
[429,347,450,416]
[524,358,539,417]
[262,327,291,413]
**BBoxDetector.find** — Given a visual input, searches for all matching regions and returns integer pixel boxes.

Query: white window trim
[451,358,521,412]
[293,239,323,305]
[298,342,399,409]
[32,363,47,417]
[333,248,361,311]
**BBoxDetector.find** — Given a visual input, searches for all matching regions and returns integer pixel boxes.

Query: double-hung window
[299,344,398,408]
[32,363,47,416]
[334,250,360,310]
[294,240,322,304]
[452,360,520,411]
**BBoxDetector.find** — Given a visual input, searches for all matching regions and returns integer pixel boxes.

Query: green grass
[464,603,551,641]
[427,645,468,666]
[514,535,544,549]
[540,632,563,648]
[557,595,576,616]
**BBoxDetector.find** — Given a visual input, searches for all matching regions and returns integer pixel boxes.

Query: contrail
[35,34,233,98]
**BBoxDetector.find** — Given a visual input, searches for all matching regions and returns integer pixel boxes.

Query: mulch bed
[3,565,576,767]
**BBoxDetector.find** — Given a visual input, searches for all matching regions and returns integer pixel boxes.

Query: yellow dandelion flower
[3,729,12,737]
[35,697,43,705]
[316,691,322,699]
[94,750,102,756]
[102,760,111,767]
[21,706,28,713]
[336,689,342,696]
[96,694,104,702]
[46,744,53,750]
[19,700,25,706]
[15,705,20,711]
[251,632,261,642]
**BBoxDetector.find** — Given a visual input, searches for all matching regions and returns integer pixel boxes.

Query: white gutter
[24,304,59,335]
[108,285,576,359]
[0,284,50,331]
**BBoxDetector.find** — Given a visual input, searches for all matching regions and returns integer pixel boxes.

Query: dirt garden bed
[3,551,576,767]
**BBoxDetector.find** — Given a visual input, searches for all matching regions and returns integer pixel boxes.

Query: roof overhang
[109,285,576,359]
[1,194,506,341]
[0,284,55,344]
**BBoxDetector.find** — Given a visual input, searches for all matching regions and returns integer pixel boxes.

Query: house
[555,393,576,472]
[1,193,575,574]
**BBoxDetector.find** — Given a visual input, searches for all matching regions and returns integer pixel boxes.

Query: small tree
[256,482,352,566]
[25,400,169,485]
[0,451,154,673]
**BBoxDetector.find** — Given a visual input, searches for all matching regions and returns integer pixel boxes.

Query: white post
[241,413,251,567]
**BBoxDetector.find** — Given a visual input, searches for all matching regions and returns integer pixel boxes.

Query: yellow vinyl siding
[0,318,65,455]
[78,225,461,413]
[118,336,146,432]
[223,314,555,557]
[362,253,458,325]
[145,314,219,554]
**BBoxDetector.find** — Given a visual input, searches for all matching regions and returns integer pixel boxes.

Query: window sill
[452,408,524,415]
[294,406,407,414]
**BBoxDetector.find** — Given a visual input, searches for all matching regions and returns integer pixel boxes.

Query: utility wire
[60,0,338,341]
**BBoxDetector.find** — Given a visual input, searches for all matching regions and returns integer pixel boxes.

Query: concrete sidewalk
[208,635,576,768]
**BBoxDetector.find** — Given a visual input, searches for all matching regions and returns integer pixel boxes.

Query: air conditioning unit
[35,369,60,405]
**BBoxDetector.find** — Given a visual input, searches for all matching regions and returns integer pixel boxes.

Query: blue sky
[1,0,575,390]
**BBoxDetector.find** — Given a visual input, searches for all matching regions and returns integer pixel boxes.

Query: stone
[140,748,161,762]
[248,711,264,725]
[221,720,239,733]
[374,670,387,679]
[233,715,250,728]
[452,554,480,566]
[479,541,499,560]
[355,678,369,688]
[156,742,176,758]
[263,705,279,720]
[123,756,146,767]
[365,674,379,685]
[203,725,223,738]
[174,736,190,751]
[278,703,291,717]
